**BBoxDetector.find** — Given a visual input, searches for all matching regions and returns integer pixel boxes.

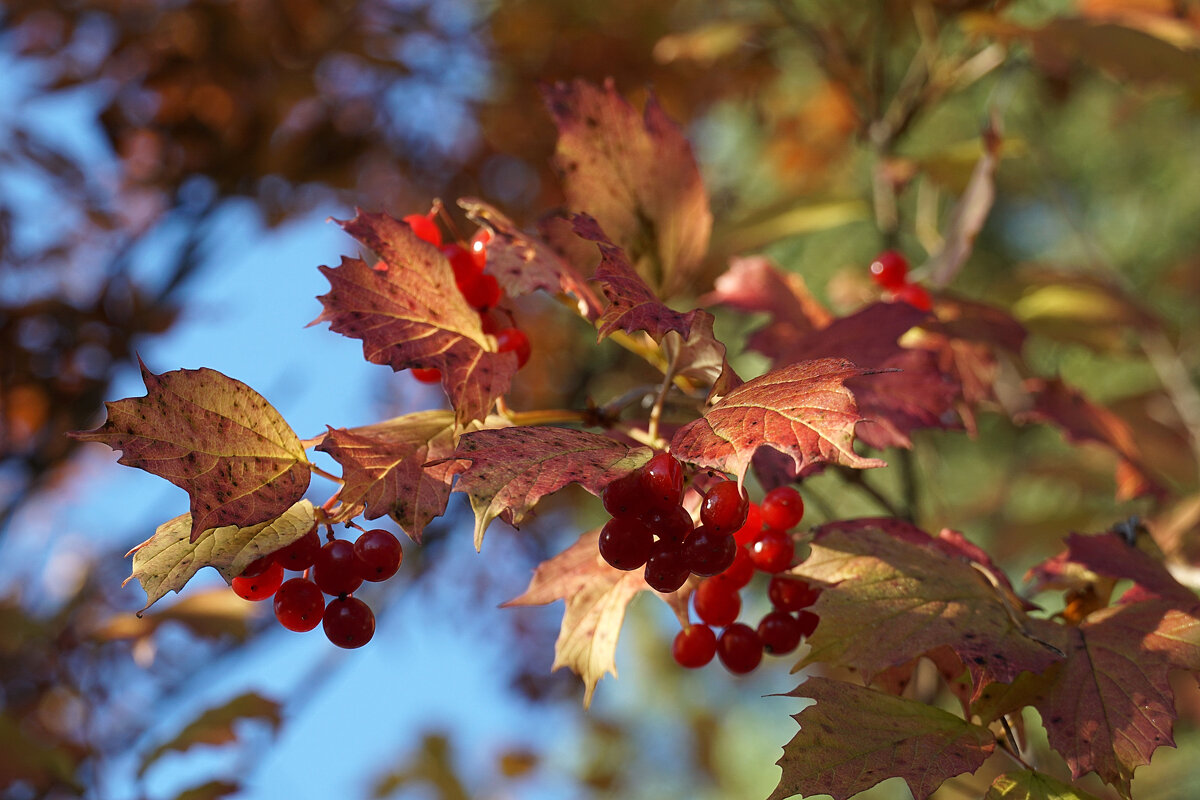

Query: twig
[839,467,904,519]
[646,350,681,447]
[308,463,344,485]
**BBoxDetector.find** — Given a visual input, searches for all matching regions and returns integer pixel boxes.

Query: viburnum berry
[598,517,653,571]
[893,282,932,311]
[682,525,737,577]
[699,480,748,533]
[749,528,794,573]
[869,249,908,290]
[638,504,693,543]
[232,559,284,601]
[672,624,717,668]
[274,577,326,632]
[322,596,375,649]
[412,367,441,384]
[643,539,690,593]
[761,486,804,531]
[712,546,755,590]
[443,243,483,283]
[733,502,764,547]
[479,312,500,335]
[767,576,819,612]
[459,272,502,310]
[641,452,685,511]
[495,327,531,368]
[602,471,645,518]
[313,539,364,596]
[796,609,820,637]
[470,228,491,263]
[758,610,803,655]
[275,526,321,572]
[403,213,442,247]
[238,553,275,578]
[693,578,741,628]
[354,529,403,582]
[717,623,763,674]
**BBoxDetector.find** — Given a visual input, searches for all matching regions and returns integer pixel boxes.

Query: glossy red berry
[758,610,803,655]
[682,525,737,577]
[495,327,531,368]
[693,578,741,628]
[761,486,805,531]
[443,243,483,283]
[712,546,755,590]
[644,539,690,593]
[733,502,764,547]
[470,228,492,263]
[602,471,645,518]
[717,623,763,674]
[893,282,932,311]
[598,517,654,571]
[459,272,502,310]
[699,480,748,533]
[403,213,442,247]
[273,578,326,632]
[767,576,819,612]
[354,529,403,582]
[232,559,284,601]
[672,624,717,668]
[641,453,685,511]
[637,504,693,543]
[238,553,276,578]
[322,596,375,649]
[796,609,820,637]
[412,367,441,384]
[749,528,794,573]
[275,526,321,572]
[313,539,364,597]
[869,249,908,290]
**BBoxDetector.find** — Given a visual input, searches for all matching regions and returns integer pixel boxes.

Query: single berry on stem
[232,560,284,601]
[699,480,749,533]
[717,623,763,674]
[749,528,794,573]
[275,526,321,572]
[274,578,326,632]
[403,213,442,247]
[869,249,908,290]
[323,596,375,649]
[693,578,741,628]
[602,471,646,519]
[758,610,803,655]
[495,327,531,368]
[767,576,819,612]
[644,539,690,593]
[761,486,805,531]
[354,529,403,582]
[598,517,654,571]
[641,452,685,511]
[682,525,737,577]
[672,624,717,668]
[313,539,364,597]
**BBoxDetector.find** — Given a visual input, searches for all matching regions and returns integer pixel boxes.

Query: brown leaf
[925,120,1002,289]
[138,692,281,778]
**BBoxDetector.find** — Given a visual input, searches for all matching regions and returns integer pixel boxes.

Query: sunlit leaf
[985,769,1102,800]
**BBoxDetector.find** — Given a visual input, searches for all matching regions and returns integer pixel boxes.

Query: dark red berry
[238,553,276,578]
[700,480,749,533]
[412,367,441,384]
[275,526,321,572]
[443,243,483,283]
[232,559,284,601]
[644,539,690,593]
[869,250,908,290]
[768,576,819,612]
[682,525,737,577]
[749,528,794,573]
[712,546,755,590]
[641,452,685,511]
[758,610,803,655]
[322,596,375,649]
[761,486,804,531]
[313,539,364,596]
[598,517,654,571]
[693,578,741,628]
[479,312,500,335]
[273,578,326,632]
[403,213,442,247]
[354,529,403,582]
[717,623,763,674]
[495,327,531,368]
[796,609,820,637]
[602,471,646,518]
[470,228,492,264]
[672,624,717,668]
[459,272,502,310]
[637,504,693,543]
[893,282,932,311]
[733,502,764,546]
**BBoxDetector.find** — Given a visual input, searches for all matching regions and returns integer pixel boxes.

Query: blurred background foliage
[2,0,1200,798]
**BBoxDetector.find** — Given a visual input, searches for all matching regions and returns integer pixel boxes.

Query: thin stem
[646,350,681,446]
[800,484,838,524]
[309,463,344,485]
[1142,329,1200,476]
[616,423,661,450]
[839,467,905,519]
[504,408,592,427]
[996,716,1033,770]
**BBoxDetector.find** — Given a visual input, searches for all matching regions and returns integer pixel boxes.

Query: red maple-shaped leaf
[315,410,465,543]
[449,427,652,549]
[70,362,310,541]
[795,525,1062,694]
[1060,531,1197,607]
[670,358,887,484]
[313,209,517,425]
[544,78,712,298]
[770,677,995,800]
[503,528,688,706]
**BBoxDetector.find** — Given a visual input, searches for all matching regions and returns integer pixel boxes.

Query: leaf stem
[996,716,1033,770]
[309,463,344,485]
[646,350,680,447]
[838,467,905,520]
[504,408,593,427]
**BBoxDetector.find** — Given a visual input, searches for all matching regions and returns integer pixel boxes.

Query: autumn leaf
[449,427,652,549]
[126,500,315,611]
[544,78,712,297]
[770,677,995,800]
[795,525,1062,692]
[503,529,688,707]
[313,209,516,424]
[1059,531,1197,607]
[985,769,1103,800]
[670,358,887,485]
[316,410,462,542]
[70,362,310,541]
[925,119,1001,289]
[138,692,281,778]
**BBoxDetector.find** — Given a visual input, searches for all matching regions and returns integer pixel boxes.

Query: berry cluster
[671,486,821,674]
[870,249,931,312]
[230,526,403,649]
[402,212,531,383]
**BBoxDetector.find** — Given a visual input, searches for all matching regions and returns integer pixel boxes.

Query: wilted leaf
[125,500,315,611]
[70,362,309,541]
[770,677,995,800]
[504,529,688,706]
[314,210,516,424]
[986,769,1102,800]
[138,692,281,777]
[670,358,887,484]
[450,427,652,549]
[544,79,712,297]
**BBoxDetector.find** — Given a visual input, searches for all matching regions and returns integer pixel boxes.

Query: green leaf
[138,692,282,777]
[986,770,1102,800]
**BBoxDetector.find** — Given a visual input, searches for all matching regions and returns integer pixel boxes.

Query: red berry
[767,576,819,612]
[733,502,764,547]
[273,577,326,632]
[275,526,321,572]
[717,623,763,674]
[749,528,794,573]
[459,272,502,310]
[761,486,805,531]
[322,596,375,649]
[602,471,645,518]
[313,539,364,596]
[796,609,820,637]
[495,327,531,368]
[693,578,741,628]
[403,213,442,247]
[479,312,500,335]
[672,624,717,668]
[354,529,403,582]
[699,480,748,533]
[641,453,685,511]
[598,517,654,571]
[682,525,737,577]
[869,249,908,290]
[232,559,284,601]
[712,546,755,590]
[470,228,492,263]
[443,243,483,283]
[644,539,690,593]
[893,282,932,311]
[238,553,275,578]
[412,367,441,384]
[637,504,693,543]
[758,610,803,655]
